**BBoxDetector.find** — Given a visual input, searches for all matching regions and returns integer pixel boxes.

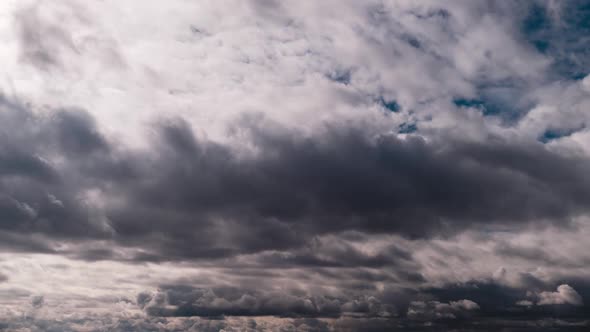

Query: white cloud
[0,0,556,149]
[516,300,533,306]
[537,284,583,306]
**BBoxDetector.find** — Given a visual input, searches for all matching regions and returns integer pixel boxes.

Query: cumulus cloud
[537,284,584,306]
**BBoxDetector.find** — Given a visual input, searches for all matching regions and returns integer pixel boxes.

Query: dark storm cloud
[0,96,118,240]
[3,94,590,262]
[105,116,590,261]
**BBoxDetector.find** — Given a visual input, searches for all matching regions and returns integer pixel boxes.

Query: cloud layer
[1,0,590,331]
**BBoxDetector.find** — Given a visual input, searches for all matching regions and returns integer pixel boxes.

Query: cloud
[516,300,534,307]
[30,295,44,309]
[407,299,479,320]
[537,284,584,306]
[13,0,124,73]
[138,285,396,319]
[2,96,590,263]
[0,1,590,331]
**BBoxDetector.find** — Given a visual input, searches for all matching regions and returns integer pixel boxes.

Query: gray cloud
[3,94,590,263]
[2,90,590,263]
[1,0,590,330]
[2,87,590,328]
[31,295,44,309]
[90,116,590,260]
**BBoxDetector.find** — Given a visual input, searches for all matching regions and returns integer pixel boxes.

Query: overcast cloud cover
[1,0,590,331]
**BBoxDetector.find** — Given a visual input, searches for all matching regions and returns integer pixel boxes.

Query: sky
[0,0,590,331]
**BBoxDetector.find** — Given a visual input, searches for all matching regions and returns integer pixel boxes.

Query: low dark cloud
[139,285,363,318]
[423,279,590,323]
[108,116,590,257]
[128,274,590,326]
[33,111,586,265]
[2,94,590,264]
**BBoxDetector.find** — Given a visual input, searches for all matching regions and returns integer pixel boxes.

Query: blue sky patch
[380,98,401,113]
[453,82,535,125]
[522,1,590,80]
[453,98,502,117]
[539,126,585,143]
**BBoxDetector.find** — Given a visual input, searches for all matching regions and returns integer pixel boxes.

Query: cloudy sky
[1,0,590,331]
